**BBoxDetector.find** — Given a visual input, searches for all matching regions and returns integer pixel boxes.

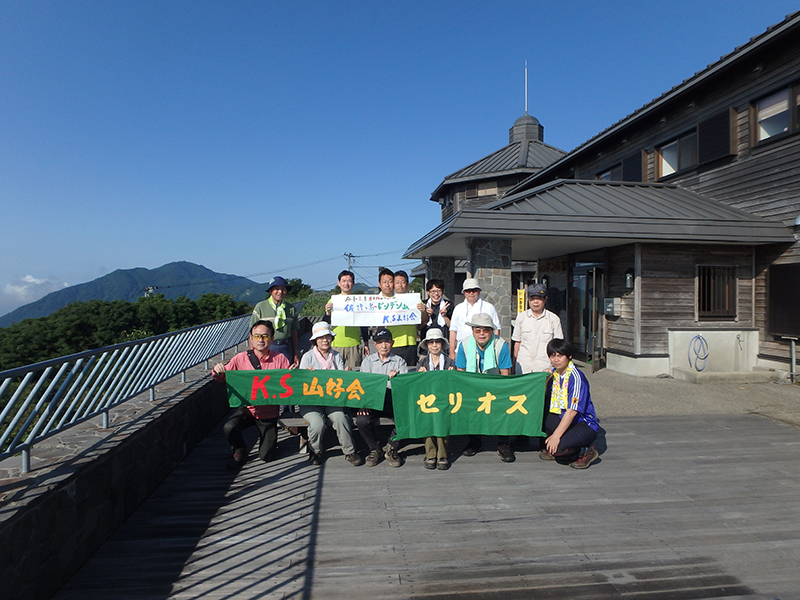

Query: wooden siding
[638,244,754,355]
[573,31,800,188]
[605,245,636,353]
[754,243,800,363]
[562,29,800,364]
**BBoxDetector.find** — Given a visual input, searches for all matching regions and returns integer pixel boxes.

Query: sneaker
[569,446,599,470]
[436,458,450,471]
[424,457,437,470]
[384,443,404,468]
[365,449,381,467]
[462,440,482,457]
[345,452,364,467]
[227,449,247,470]
[497,444,516,463]
[539,450,556,460]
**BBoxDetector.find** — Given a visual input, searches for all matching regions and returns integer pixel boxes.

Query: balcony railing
[0,314,250,472]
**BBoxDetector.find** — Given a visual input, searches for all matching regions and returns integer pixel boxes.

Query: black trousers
[393,344,417,367]
[222,408,278,461]
[543,412,598,461]
[355,390,401,452]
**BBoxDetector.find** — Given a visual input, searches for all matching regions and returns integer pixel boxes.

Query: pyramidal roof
[431,113,566,198]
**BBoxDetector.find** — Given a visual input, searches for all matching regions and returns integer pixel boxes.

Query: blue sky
[1,1,797,316]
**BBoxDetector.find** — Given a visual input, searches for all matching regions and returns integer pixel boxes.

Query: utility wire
[145,249,409,294]
[144,254,342,292]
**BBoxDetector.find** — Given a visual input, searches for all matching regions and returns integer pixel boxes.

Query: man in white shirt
[512,283,564,373]
[448,278,501,360]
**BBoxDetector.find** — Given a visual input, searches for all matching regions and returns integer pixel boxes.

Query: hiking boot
[345,452,364,467]
[308,449,322,466]
[227,449,247,470]
[539,450,556,460]
[436,458,450,471]
[424,457,437,470]
[462,440,482,457]
[384,443,404,468]
[497,444,516,463]
[569,446,599,470]
[365,449,381,467]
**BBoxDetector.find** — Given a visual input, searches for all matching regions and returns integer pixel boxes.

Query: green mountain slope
[0,261,267,327]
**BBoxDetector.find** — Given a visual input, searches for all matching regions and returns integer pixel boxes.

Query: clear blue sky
[1,1,797,316]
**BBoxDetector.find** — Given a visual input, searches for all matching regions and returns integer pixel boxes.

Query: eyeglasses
[428,340,442,344]
[464,289,480,293]
[252,334,272,341]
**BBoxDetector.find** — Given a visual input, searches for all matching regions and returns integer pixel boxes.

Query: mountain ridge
[0,261,268,327]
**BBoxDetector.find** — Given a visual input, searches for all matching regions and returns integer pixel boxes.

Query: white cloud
[0,275,69,316]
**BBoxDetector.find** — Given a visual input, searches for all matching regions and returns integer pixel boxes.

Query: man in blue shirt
[455,313,516,462]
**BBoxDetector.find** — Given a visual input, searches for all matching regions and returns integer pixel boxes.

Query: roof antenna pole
[524,60,528,115]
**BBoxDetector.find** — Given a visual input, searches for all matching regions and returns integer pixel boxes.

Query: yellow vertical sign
[517,288,526,313]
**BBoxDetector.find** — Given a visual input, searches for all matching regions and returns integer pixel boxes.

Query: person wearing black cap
[250,276,300,367]
[512,283,563,374]
[356,328,408,467]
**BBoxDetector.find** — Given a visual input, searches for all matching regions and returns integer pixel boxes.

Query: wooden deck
[53,412,800,599]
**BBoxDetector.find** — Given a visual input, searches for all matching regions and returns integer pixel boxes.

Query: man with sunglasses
[212,320,292,469]
[455,313,515,462]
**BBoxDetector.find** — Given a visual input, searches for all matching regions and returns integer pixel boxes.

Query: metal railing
[0,314,251,472]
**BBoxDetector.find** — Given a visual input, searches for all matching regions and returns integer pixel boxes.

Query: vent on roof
[509,113,544,143]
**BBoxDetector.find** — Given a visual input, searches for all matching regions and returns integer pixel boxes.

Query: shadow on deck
[51,411,800,600]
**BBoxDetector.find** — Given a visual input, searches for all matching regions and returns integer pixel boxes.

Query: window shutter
[698,108,735,164]
[621,150,644,182]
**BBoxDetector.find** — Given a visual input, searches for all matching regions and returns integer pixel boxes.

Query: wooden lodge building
[405,12,800,379]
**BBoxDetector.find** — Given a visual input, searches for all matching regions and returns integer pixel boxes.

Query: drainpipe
[466,238,475,278]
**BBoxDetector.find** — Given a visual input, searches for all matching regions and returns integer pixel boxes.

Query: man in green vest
[250,276,300,367]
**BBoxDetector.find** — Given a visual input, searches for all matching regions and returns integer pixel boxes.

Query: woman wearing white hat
[299,322,364,466]
[416,328,456,470]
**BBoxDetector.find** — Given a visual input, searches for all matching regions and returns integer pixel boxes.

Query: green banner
[225,369,388,411]
[390,370,547,438]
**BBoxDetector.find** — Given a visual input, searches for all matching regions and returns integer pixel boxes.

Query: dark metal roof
[429,131,566,199]
[505,11,800,196]
[405,180,794,260]
[444,140,566,182]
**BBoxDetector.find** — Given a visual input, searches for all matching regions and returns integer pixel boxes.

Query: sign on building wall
[517,288,526,313]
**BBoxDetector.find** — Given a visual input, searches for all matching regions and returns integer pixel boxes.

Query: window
[697,265,736,320]
[659,130,697,178]
[597,164,622,181]
[755,85,800,143]
[768,263,800,336]
[477,181,497,197]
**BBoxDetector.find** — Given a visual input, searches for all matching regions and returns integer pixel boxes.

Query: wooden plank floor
[53,413,800,600]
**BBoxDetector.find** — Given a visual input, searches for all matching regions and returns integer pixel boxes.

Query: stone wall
[472,238,512,339]
[0,378,229,600]
[427,256,456,301]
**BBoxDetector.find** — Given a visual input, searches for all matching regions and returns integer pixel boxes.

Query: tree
[286,278,313,302]
[0,293,251,371]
